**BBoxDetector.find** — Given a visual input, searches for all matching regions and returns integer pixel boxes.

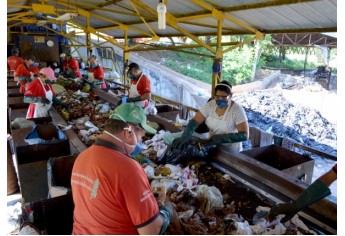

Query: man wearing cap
[172,80,249,153]
[15,56,39,93]
[87,55,106,89]
[24,67,68,118]
[71,103,172,235]
[61,52,82,78]
[123,62,152,108]
[7,48,24,76]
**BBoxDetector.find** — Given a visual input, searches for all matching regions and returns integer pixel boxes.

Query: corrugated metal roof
[7,0,337,38]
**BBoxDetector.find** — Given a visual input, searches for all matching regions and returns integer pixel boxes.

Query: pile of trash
[141,161,318,235]
[233,90,337,156]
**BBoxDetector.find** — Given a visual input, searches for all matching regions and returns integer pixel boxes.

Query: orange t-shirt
[7,55,24,73]
[67,57,81,78]
[131,73,151,95]
[71,139,159,235]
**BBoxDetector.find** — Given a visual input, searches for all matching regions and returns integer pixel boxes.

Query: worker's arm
[171,111,205,149]
[137,204,172,235]
[211,121,249,144]
[128,92,151,102]
[24,96,50,104]
[268,166,336,223]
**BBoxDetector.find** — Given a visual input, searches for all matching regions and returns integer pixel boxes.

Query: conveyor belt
[211,145,337,234]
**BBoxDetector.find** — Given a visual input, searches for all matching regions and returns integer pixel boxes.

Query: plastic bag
[192,185,224,215]
[24,123,67,145]
[157,139,217,165]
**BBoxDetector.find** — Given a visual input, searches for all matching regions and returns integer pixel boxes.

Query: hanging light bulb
[157,0,166,30]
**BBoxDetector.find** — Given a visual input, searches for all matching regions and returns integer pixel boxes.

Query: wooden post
[303,47,309,77]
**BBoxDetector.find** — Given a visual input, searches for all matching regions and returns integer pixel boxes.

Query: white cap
[60,53,66,58]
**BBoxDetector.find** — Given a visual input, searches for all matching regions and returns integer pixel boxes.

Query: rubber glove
[39,97,51,105]
[121,96,128,104]
[18,76,30,82]
[211,131,247,144]
[24,96,50,105]
[127,96,141,102]
[171,119,198,149]
[52,97,69,110]
[159,204,173,234]
[268,179,331,223]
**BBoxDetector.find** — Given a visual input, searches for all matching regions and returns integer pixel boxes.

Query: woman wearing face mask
[71,103,173,235]
[14,56,39,93]
[24,67,68,118]
[172,80,249,152]
[87,55,106,89]
[122,62,151,108]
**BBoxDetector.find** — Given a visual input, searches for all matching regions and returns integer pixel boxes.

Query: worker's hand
[127,96,141,103]
[211,132,247,145]
[210,134,226,144]
[121,96,128,104]
[159,203,173,234]
[61,102,70,111]
[39,97,51,105]
[268,202,297,223]
[171,136,190,149]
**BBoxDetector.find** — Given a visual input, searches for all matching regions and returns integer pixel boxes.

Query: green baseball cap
[109,103,157,134]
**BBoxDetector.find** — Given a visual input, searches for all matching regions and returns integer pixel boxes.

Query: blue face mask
[44,79,51,84]
[216,99,228,108]
[129,74,135,79]
[90,63,97,68]
[130,142,143,157]
[30,63,36,67]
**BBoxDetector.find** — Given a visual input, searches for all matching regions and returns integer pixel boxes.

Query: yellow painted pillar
[211,48,223,97]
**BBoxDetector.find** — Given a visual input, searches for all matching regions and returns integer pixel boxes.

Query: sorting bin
[47,154,78,198]
[11,125,70,203]
[241,144,314,184]
[156,104,180,121]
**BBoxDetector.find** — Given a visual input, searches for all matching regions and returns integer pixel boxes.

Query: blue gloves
[121,96,128,104]
[268,179,331,223]
[211,131,247,144]
[159,204,173,234]
[171,119,198,149]
[122,96,141,104]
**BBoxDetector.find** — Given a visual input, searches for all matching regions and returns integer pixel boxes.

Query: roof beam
[263,27,337,34]
[130,0,216,54]
[130,41,238,51]
[7,11,34,22]
[220,0,318,12]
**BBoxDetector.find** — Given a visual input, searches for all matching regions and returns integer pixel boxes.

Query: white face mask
[104,130,137,155]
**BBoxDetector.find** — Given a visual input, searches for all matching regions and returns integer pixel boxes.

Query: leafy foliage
[261,53,317,70]
[157,35,337,86]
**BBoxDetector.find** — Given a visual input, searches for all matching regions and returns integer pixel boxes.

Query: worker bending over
[71,103,172,234]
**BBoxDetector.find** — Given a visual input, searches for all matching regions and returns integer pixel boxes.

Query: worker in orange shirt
[71,103,172,235]
[87,55,106,89]
[7,48,24,76]
[15,56,39,93]
[61,52,82,78]
[122,63,152,108]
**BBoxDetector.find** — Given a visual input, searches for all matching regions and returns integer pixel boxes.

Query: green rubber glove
[24,96,50,104]
[268,179,331,223]
[211,131,247,144]
[172,119,198,149]
[159,204,173,235]
[52,97,69,110]
[127,96,141,102]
